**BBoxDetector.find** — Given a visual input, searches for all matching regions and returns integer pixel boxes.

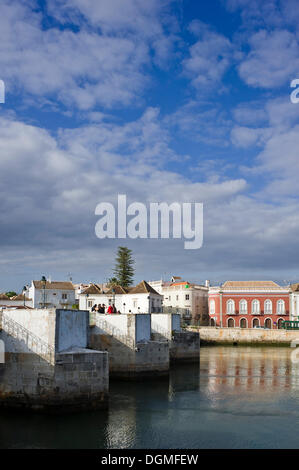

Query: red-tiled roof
[222,281,283,289]
[33,281,74,290]
[129,280,160,295]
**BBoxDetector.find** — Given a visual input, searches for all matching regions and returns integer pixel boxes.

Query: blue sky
[1,0,299,291]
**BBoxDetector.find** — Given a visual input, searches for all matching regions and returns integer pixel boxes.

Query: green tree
[5,291,17,298]
[107,277,119,288]
[113,246,135,288]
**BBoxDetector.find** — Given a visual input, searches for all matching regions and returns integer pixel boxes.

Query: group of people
[91,303,120,314]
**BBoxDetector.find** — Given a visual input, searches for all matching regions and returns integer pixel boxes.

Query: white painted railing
[0,312,55,364]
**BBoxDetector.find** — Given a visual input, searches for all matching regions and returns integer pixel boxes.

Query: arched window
[239,299,247,314]
[240,318,247,328]
[264,318,272,329]
[227,318,235,328]
[277,299,285,314]
[226,299,235,314]
[277,318,284,329]
[210,299,215,315]
[252,318,260,328]
[252,299,260,314]
[264,299,272,314]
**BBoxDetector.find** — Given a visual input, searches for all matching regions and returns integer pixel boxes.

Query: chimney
[205,280,210,288]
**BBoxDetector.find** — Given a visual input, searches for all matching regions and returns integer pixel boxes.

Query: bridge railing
[94,315,135,348]
[0,312,55,364]
[151,322,170,340]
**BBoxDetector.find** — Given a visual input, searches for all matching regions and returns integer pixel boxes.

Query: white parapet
[151,313,181,339]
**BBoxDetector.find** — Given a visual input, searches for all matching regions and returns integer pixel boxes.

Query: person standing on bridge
[107,305,113,314]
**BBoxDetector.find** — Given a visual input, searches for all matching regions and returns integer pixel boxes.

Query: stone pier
[89,313,169,379]
[0,308,109,411]
[151,314,200,362]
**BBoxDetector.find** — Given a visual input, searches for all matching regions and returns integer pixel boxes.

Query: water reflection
[200,347,299,396]
[2,347,299,448]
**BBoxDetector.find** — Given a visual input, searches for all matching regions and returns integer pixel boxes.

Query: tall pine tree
[113,246,135,288]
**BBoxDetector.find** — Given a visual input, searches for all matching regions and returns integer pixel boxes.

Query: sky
[1,0,299,291]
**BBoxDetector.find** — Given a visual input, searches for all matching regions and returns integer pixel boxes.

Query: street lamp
[41,276,46,308]
[112,288,116,310]
[23,286,27,307]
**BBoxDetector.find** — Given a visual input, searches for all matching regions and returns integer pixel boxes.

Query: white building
[148,278,209,324]
[290,283,299,321]
[73,282,108,303]
[79,280,162,314]
[28,280,75,309]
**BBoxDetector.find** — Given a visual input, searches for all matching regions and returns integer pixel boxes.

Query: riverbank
[188,326,299,346]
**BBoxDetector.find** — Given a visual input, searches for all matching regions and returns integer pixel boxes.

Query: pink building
[208,281,290,329]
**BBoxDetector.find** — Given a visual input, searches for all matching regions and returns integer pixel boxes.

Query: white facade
[29,280,75,309]
[148,279,209,324]
[79,291,162,314]
[79,281,162,314]
[290,291,299,320]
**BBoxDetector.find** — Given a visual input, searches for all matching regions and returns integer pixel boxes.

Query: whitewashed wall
[3,308,56,346]
[29,284,75,309]
[79,292,162,314]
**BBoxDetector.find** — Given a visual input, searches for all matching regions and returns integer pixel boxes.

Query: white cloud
[183,20,233,91]
[0,0,177,110]
[238,29,299,88]
[231,125,272,148]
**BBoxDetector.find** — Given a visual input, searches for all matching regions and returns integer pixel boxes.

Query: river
[1,346,299,449]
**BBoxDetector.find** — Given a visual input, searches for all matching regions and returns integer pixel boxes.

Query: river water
[1,346,299,449]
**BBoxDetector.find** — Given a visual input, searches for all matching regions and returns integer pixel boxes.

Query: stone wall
[0,309,109,411]
[151,313,181,340]
[197,327,299,345]
[90,330,169,379]
[0,347,109,411]
[170,331,200,362]
[55,309,89,352]
[3,308,56,347]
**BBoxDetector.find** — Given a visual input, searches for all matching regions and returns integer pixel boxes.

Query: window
[226,299,235,314]
[87,300,93,308]
[210,299,215,315]
[264,299,272,314]
[227,318,234,328]
[169,295,171,301]
[252,318,260,328]
[176,295,179,301]
[252,299,260,314]
[240,318,247,328]
[133,299,138,308]
[239,299,247,314]
[62,293,67,300]
[185,294,189,300]
[277,299,285,314]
